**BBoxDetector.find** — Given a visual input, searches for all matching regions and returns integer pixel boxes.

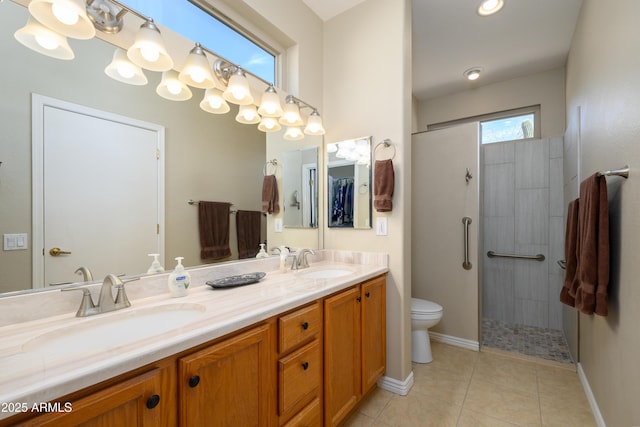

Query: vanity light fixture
[235,104,261,124]
[477,0,504,16]
[156,70,192,101]
[179,43,215,89]
[86,0,125,34]
[14,16,75,60]
[303,109,325,135]
[104,48,147,85]
[257,85,284,117]
[200,88,230,114]
[127,19,173,72]
[28,0,96,39]
[279,95,303,127]
[222,67,254,105]
[257,116,282,132]
[284,126,304,141]
[464,67,482,81]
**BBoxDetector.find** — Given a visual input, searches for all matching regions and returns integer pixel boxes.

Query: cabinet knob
[356,296,362,302]
[188,375,200,388]
[146,394,160,409]
[301,362,309,370]
[301,321,309,330]
[365,291,371,298]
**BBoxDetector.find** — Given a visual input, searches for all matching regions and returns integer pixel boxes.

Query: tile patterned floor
[343,342,596,427]
[481,318,574,364]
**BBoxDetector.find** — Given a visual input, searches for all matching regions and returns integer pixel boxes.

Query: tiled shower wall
[482,137,564,329]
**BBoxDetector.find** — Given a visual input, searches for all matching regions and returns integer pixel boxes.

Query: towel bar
[486,251,545,261]
[597,165,629,179]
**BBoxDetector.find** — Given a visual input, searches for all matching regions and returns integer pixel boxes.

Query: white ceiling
[303,0,583,101]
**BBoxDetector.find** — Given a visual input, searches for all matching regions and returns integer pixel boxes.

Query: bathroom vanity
[0,251,387,426]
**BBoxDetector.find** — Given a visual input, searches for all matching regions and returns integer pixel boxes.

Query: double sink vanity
[0,250,387,426]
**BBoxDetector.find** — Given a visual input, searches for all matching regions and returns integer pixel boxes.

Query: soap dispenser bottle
[256,243,268,258]
[147,253,165,274]
[168,257,190,298]
[278,246,289,272]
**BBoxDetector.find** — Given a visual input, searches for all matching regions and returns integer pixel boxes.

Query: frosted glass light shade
[257,86,283,117]
[14,17,74,60]
[257,116,281,132]
[128,20,173,72]
[223,68,254,105]
[304,109,325,135]
[156,70,192,101]
[200,88,230,114]
[28,0,96,39]
[105,48,147,85]
[279,97,303,126]
[236,104,261,124]
[179,43,215,89]
[284,126,304,141]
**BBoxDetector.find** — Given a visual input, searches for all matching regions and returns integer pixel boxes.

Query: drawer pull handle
[301,362,309,370]
[146,394,160,409]
[301,321,309,330]
[188,375,200,388]
[365,291,371,298]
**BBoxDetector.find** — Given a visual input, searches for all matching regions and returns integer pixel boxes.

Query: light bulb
[208,97,222,109]
[116,61,136,79]
[167,81,182,95]
[35,33,59,50]
[52,2,79,25]
[190,69,206,84]
[140,44,160,63]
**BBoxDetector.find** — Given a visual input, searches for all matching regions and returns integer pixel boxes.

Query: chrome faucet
[291,248,315,270]
[75,266,94,282]
[62,274,138,317]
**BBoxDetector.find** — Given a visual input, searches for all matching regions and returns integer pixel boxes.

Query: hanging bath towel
[198,201,232,260]
[374,159,394,212]
[236,210,262,259]
[261,175,280,214]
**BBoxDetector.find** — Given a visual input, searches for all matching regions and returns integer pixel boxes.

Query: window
[123,0,276,84]
[427,105,541,144]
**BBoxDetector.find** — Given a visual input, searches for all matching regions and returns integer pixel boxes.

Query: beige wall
[566,0,640,425]
[323,0,413,383]
[416,67,566,138]
[0,2,265,292]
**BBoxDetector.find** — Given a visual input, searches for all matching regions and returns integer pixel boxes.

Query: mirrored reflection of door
[282,147,318,229]
[33,95,164,288]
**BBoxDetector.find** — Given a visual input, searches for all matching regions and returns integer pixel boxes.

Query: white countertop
[0,251,387,420]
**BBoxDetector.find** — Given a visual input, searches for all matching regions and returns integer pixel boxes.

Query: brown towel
[573,174,610,316]
[236,210,262,259]
[560,198,579,307]
[198,201,232,260]
[261,175,279,214]
[374,159,394,212]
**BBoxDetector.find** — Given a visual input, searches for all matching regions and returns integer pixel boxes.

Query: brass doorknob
[49,247,72,257]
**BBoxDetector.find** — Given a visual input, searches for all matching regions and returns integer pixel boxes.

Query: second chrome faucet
[62,274,138,317]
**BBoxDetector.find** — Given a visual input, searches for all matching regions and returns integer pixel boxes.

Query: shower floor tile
[482,318,574,364]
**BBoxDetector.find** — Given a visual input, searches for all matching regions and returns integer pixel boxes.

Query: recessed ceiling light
[478,0,504,16]
[464,67,483,81]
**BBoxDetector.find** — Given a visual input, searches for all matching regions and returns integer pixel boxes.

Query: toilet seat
[411,298,443,315]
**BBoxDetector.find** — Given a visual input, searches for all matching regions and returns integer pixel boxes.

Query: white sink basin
[23,303,206,358]
[300,268,354,279]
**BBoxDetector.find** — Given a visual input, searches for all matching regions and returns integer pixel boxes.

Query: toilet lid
[411,298,443,314]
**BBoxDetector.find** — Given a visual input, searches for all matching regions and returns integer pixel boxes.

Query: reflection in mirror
[327,137,372,229]
[282,148,319,228]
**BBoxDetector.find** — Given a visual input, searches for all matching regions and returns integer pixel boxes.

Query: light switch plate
[4,233,28,251]
[376,218,388,236]
[274,218,283,233]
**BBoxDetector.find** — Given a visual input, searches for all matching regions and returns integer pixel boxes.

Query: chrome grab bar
[462,217,472,270]
[486,251,545,262]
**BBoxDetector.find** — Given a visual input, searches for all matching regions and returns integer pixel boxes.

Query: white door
[412,123,480,343]
[33,95,164,288]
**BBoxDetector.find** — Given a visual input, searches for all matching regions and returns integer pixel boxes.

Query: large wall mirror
[327,137,372,229]
[0,1,320,294]
[282,148,319,229]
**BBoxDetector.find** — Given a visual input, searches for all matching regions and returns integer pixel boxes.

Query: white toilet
[411,298,443,363]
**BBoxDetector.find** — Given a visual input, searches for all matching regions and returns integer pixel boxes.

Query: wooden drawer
[282,397,321,427]
[279,340,321,416]
[279,302,321,354]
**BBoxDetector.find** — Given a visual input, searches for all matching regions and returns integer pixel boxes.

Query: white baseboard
[377,371,414,396]
[577,363,606,427]
[429,331,480,352]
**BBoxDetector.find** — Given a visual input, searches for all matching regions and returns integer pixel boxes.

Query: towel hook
[263,159,278,176]
[465,168,473,184]
[374,139,396,160]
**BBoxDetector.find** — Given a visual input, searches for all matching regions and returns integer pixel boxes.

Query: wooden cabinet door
[323,286,361,427]
[361,276,386,394]
[18,368,170,427]
[178,324,272,427]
